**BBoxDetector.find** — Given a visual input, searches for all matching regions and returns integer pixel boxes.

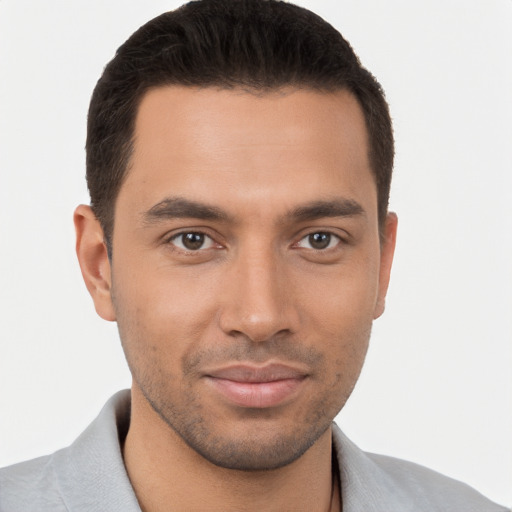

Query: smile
[204,364,308,408]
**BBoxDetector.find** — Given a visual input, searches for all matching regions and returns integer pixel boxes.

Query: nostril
[226,328,295,347]
[221,307,296,343]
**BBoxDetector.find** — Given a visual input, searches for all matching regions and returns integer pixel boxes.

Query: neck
[123,385,339,512]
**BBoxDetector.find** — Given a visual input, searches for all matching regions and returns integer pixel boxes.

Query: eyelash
[166,230,345,253]
[167,231,219,252]
[294,231,342,251]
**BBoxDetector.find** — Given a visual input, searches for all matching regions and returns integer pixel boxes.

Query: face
[99,87,396,471]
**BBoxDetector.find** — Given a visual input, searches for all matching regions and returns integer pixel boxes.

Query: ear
[74,205,116,321]
[373,212,398,319]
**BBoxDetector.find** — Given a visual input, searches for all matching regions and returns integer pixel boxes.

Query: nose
[218,247,299,343]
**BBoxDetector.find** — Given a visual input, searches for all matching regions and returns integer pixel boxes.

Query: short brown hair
[86,0,394,250]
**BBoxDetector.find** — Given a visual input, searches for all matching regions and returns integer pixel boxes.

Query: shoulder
[332,423,509,512]
[0,391,138,512]
[0,453,67,512]
[367,451,508,511]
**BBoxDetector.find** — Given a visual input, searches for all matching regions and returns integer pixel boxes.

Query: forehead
[133,86,369,165]
[120,86,376,220]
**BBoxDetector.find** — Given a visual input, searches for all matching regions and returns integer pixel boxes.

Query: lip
[204,363,308,408]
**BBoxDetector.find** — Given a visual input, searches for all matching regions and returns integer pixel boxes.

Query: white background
[0,0,510,506]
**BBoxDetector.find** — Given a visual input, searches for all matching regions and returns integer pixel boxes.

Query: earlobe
[373,212,398,319]
[74,205,116,321]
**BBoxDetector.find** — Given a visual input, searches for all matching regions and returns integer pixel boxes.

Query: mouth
[203,363,308,408]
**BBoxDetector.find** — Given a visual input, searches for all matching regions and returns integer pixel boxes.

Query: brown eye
[308,232,331,249]
[171,232,214,251]
[296,232,339,250]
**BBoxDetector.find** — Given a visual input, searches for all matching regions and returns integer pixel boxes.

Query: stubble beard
[137,376,339,471]
[123,338,367,472]
[112,281,372,472]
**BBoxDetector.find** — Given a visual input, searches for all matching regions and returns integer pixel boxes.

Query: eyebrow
[286,199,365,222]
[141,196,365,225]
[142,197,229,224]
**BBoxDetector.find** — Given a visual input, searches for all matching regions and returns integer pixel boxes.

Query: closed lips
[204,364,308,408]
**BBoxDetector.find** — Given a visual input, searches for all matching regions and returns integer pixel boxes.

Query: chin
[178,423,331,472]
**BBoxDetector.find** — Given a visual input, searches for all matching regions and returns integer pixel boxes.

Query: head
[86,0,394,254]
[76,0,397,472]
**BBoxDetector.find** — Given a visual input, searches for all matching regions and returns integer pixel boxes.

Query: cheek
[297,259,380,332]
[111,262,221,360]
[295,261,378,373]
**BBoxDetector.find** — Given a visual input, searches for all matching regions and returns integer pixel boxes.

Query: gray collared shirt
[0,390,508,511]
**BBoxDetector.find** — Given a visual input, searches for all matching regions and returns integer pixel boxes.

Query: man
[0,1,508,511]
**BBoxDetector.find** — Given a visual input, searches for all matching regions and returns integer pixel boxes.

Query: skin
[75,86,397,512]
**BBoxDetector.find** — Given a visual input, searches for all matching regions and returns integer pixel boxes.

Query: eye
[170,232,216,251]
[296,232,340,250]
